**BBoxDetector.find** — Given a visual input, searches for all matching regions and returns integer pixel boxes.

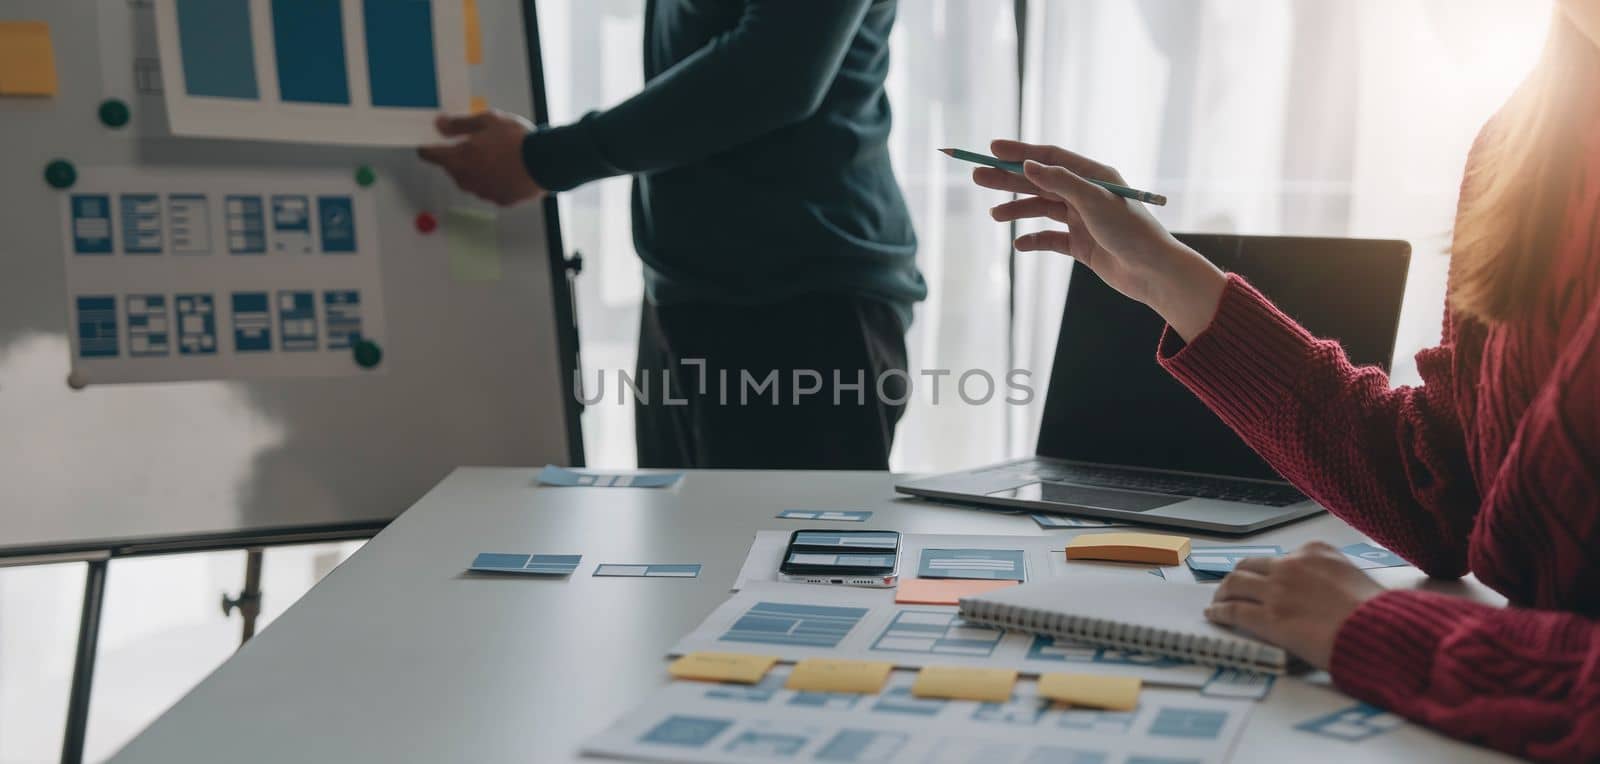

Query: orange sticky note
[470,95,489,114]
[894,578,1018,606]
[0,21,58,96]
[785,659,894,694]
[1037,673,1141,711]
[911,666,1017,702]
[668,652,779,684]
[1065,532,1191,566]
[464,0,484,65]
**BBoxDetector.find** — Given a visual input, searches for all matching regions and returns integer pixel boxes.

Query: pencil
[940,147,1168,206]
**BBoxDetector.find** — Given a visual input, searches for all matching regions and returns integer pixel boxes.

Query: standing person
[972,3,1600,760]
[420,0,925,469]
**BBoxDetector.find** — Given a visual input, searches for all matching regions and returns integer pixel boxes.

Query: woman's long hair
[1451,10,1599,323]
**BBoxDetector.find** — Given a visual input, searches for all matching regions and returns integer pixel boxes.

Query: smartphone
[777,530,900,588]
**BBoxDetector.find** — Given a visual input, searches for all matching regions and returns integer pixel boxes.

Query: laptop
[897,233,1411,534]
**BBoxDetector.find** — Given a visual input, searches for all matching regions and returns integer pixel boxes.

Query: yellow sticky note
[911,666,1017,702]
[785,659,894,694]
[668,652,779,684]
[0,21,58,96]
[1037,673,1142,711]
[464,0,484,65]
[1065,532,1191,566]
[470,95,489,114]
[895,578,1017,606]
[446,207,501,282]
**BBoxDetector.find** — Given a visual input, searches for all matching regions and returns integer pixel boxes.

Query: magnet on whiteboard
[66,370,88,390]
[353,339,382,369]
[355,165,377,187]
[44,159,76,189]
[98,98,131,128]
[415,211,437,234]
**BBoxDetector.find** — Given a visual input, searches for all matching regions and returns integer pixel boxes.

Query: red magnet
[414,211,438,234]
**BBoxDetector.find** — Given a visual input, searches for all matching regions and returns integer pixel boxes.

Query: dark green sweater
[522,0,925,327]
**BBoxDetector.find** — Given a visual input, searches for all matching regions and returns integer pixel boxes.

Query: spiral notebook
[958,578,1289,674]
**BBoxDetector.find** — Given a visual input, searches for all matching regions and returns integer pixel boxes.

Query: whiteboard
[0,0,581,558]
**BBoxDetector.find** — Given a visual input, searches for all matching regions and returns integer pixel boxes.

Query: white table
[109,469,1511,763]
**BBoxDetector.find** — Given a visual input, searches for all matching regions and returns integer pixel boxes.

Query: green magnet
[44,159,77,189]
[355,165,377,187]
[353,339,383,369]
[99,99,131,128]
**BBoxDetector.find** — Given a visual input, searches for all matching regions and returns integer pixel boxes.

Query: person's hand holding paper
[419,111,546,207]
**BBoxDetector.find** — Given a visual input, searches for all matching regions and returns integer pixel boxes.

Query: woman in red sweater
[972,4,1599,761]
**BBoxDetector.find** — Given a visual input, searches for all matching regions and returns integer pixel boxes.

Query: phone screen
[779,530,900,576]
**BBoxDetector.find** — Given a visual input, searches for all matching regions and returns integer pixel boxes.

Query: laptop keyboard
[991,461,1307,507]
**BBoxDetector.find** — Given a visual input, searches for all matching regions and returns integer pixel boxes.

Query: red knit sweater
[1157,135,1600,760]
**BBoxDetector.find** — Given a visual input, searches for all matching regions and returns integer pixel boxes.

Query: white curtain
[1011,0,1553,455]
[536,0,1019,472]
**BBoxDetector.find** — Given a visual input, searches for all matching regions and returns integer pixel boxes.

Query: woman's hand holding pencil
[963,139,1227,342]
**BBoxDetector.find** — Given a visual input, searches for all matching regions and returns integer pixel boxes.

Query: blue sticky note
[1295,702,1404,742]
[1186,545,1283,581]
[778,510,872,522]
[1341,543,1407,570]
[918,548,1025,581]
[593,563,702,578]
[537,464,683,488]
[469,553,582,576]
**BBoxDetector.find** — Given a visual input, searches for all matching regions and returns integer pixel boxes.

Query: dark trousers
[635,294,909,469]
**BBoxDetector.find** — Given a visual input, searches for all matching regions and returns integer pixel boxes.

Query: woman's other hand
[1205,541,1385,670]
[976,139,1227,341]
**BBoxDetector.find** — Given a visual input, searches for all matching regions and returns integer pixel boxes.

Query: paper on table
[537,464,683,488]
[58,167,387,384]
[1037,672,1141,710]
[671,582,1216,687]
[894,578,1016,606]
[911,666,1016,702]
[583,667,1255,764]
[0,21,58,95]
[668,652,779,685]
[785,659,894,694]
[1341,542,1408,570]
[152,0,470,145]
[594,564,702,578]
[917,548,1027,581]
[468,553,581,575]
[1187,545,1284,581]
[1032,513,1125,528]
[446,207,501,282]
[777,509,872,522]
[733,531,1060,592]
[1201,667,1277,701]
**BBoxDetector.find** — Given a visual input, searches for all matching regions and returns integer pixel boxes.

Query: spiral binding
[962,599,1286,673]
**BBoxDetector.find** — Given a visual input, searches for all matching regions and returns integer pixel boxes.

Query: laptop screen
[1035,234,1410,482]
